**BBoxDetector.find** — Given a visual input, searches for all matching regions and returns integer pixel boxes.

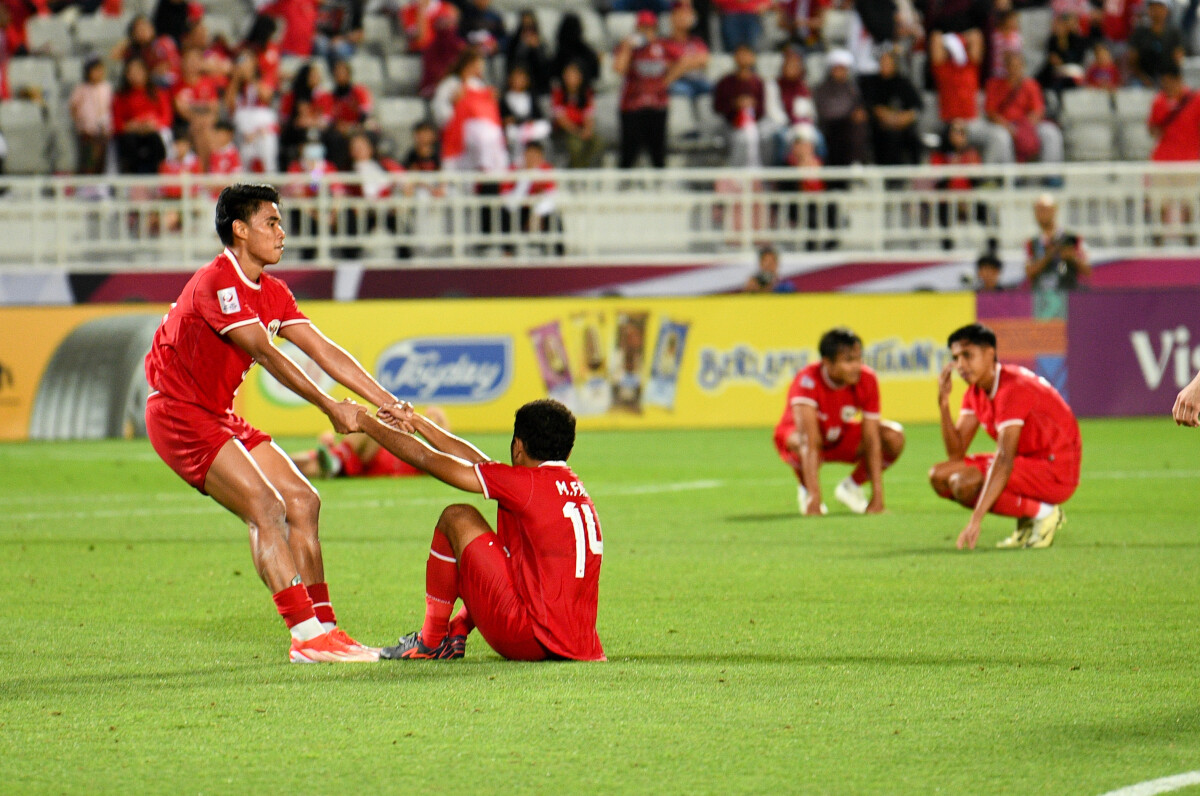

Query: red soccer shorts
[774,422,864,469]
[146,394,271,494]
[458,533,550,662]
[963,452,1080,505]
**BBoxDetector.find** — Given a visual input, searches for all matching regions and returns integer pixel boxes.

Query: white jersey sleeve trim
[473,462,490,499]
[218,317,260,335]
[863,412,882,420]
[959,408,976,415]
[279,318,310,328]
[790,397,818,407]
[996,419,1025,431]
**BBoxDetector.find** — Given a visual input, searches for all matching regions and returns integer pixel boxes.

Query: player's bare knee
[883,422,906,459]
[282,482,321,525]
[247,489,288,535]
[437,504,489,549]
[947,472,979,505]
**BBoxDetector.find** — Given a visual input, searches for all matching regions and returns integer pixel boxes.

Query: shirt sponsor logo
[217,287,241,315]
[376,337,512,403]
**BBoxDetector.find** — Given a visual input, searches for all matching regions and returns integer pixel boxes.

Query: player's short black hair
[513,399,576,462]
[818,327,862,361]
[215,183,280,246]
[947,322,998,350]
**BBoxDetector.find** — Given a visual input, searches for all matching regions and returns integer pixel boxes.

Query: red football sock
[850,454,897,486]
[990,491,1039,519]
[273,583,317,630]
[307,581,336,627]
[421,530,458,647]
[448,606,475,638]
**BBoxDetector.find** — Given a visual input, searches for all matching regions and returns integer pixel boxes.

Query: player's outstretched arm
[956,425,1020,550]
[281,323,400,411]
[355,410,487,493]
[227,322,360,433]
[1173,370,1200,427]
[407,412,490,464]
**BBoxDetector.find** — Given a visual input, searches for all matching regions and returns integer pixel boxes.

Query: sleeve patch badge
[217,287,241,315]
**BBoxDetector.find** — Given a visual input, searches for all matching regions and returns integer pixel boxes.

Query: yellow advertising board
[0,306,166,441]
[236,293,975,435]
[0,293,973,441]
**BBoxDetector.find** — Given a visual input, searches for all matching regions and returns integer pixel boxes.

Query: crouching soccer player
[353,399,605,662]
[773,327,906,515]
[930,323,1082,550]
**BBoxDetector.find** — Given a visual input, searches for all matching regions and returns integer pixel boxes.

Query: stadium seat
[350,53,387,96]
[204,14,238,44]
[25,14,73,56]
[8,57,61,105]
[821,8,851,47]
[376,97,429,156]
[1113,88,1154,159]
[606,12,637,46]
[757,51,783,80]
[385,54,422,96]
[592,88,621,149]
[363,13,396,55]
[706,51,734,83]
[57,55,88,92]
[666,93,699,144]
[73,14,128,55]
[535,8,564,43]
[805,52,826,84]
[1065,122,1117,161]
[1184,56,1200,87]
[1061,88,1113,121]
[578,8,607,51]
[0,100,51,174]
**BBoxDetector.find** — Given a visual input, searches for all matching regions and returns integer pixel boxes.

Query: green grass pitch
[4,418,1200,794]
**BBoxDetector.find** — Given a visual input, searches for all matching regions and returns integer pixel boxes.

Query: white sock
[290,617,327,641]
[1034,502,1054,520]
[321,621,337,633]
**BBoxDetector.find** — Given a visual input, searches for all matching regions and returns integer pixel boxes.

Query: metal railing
[0,161,1196,271]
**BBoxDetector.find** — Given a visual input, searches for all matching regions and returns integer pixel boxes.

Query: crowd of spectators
[0,0,1194,194]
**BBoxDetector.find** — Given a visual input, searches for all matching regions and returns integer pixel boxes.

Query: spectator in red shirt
[551,60,603,168]
[261,0,318,57]
[713,43,766,166]
[984,51,1064,163]
[1149,63,1200,161]
[780,125,835,248]
[663,0,711,99]
[1084,41,1122,91]
[329,58,373,127]
[419,3,466,98]
[765,47,818,163]
[113,56,171,174]
[929,29,1012,164]
[172,46,220,162]
[613,10,688,168]
[930,120,987,249]
[401,0,452,53]
[239,15,281,95]
[113,14,181,88]
[502,140,561,254]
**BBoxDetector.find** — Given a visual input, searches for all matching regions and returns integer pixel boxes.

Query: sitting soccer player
[290,406,449,479]
[930,323,1081,550]
[774,327,905,515]
[353,399,605,662]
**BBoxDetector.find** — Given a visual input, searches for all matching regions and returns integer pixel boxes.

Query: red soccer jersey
[775,362,881,449]
[1149,90,1200,162]
[933,60,980,122]
[473,460,605,661]
[618,40,675,113]
[960,363,1081,466]
[145,249,309,415]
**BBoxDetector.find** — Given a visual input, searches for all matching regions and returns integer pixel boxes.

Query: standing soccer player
[930,323,1082,550]
[144,183,406,663]
[773,328,906,515]
[354,399,605,662]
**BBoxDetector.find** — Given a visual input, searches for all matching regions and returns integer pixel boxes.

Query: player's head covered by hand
[215,183,282,246]
[512,399,576,464]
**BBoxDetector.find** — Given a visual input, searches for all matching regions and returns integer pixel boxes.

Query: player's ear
[231,218,248,241]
